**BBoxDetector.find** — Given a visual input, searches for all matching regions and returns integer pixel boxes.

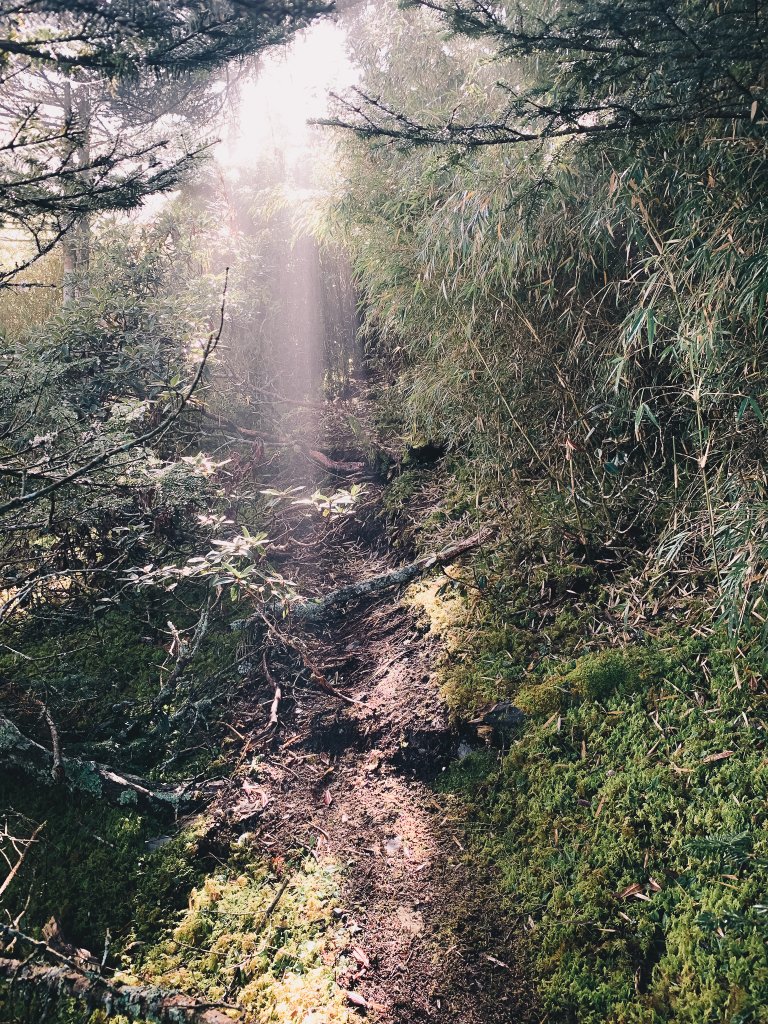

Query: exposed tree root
[0,712,189,810]
[0,956,234,1024]
[305,449,365,475]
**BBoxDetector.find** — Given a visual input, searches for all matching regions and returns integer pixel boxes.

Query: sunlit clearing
[211,18,360,416]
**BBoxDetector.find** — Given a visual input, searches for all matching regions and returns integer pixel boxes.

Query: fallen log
[287,529,493,624]
[306,449,365,475]
[236,529,492,631]
[0,712,189,811]
[0,957,235,1024]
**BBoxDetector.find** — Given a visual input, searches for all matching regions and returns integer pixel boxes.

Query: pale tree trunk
[62,80,91,303]
[74,84,91,289]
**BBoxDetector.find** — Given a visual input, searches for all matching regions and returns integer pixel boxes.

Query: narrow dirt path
[214,389,535,1023]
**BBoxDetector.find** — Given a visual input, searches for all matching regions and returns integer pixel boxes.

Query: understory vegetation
[401,523,768,1020]
[1,0,767,1021]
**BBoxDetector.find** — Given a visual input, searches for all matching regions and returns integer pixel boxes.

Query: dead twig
[263,652,282,727]
[0,822,45,902]
[255,875,291,932]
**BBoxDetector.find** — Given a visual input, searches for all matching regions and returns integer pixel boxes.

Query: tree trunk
[62,80,91,302]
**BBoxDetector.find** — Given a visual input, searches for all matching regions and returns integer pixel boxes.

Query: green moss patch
[0,599,239,742]
[132,851,355,1024]
[441,632,768,1022]
[0,781,157,949]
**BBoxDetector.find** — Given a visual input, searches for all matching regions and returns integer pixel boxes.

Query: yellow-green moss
[516,678,567,715]
[563,649,641,701]
[441,629,768,1023]
[133,853,354,1024]
[516,650,642,716]
[405,574,470,652]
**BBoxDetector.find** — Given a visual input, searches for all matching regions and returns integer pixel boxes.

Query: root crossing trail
[214,386,533,1023]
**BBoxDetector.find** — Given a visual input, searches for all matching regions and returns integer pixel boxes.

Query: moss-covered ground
[0,587,361,1024]
[132,848,354,1024]
[399,465,768,1022]
[0,598,220,949]
[5,455,768,1023]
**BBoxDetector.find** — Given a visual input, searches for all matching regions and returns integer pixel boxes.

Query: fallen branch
[255,611,362,707]
[26,695,64,783]
[152,595,213,715]
[304,656,363,705]
[42,706,63,783]
[239,530,492,630]
[306,449,365,475]
[263,652,282,726]
[0,956,235,1024]
[0,712,189,811]
[189,404,365,470]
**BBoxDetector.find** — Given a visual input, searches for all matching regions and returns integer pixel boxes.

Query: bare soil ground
[208,388,537,1023]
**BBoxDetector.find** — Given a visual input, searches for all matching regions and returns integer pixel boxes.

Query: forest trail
[209,383,535,1024]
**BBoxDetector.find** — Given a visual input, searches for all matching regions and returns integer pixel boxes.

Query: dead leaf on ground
[618,882,644,899]
[352,946,370,969]
[701,750,735,764]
